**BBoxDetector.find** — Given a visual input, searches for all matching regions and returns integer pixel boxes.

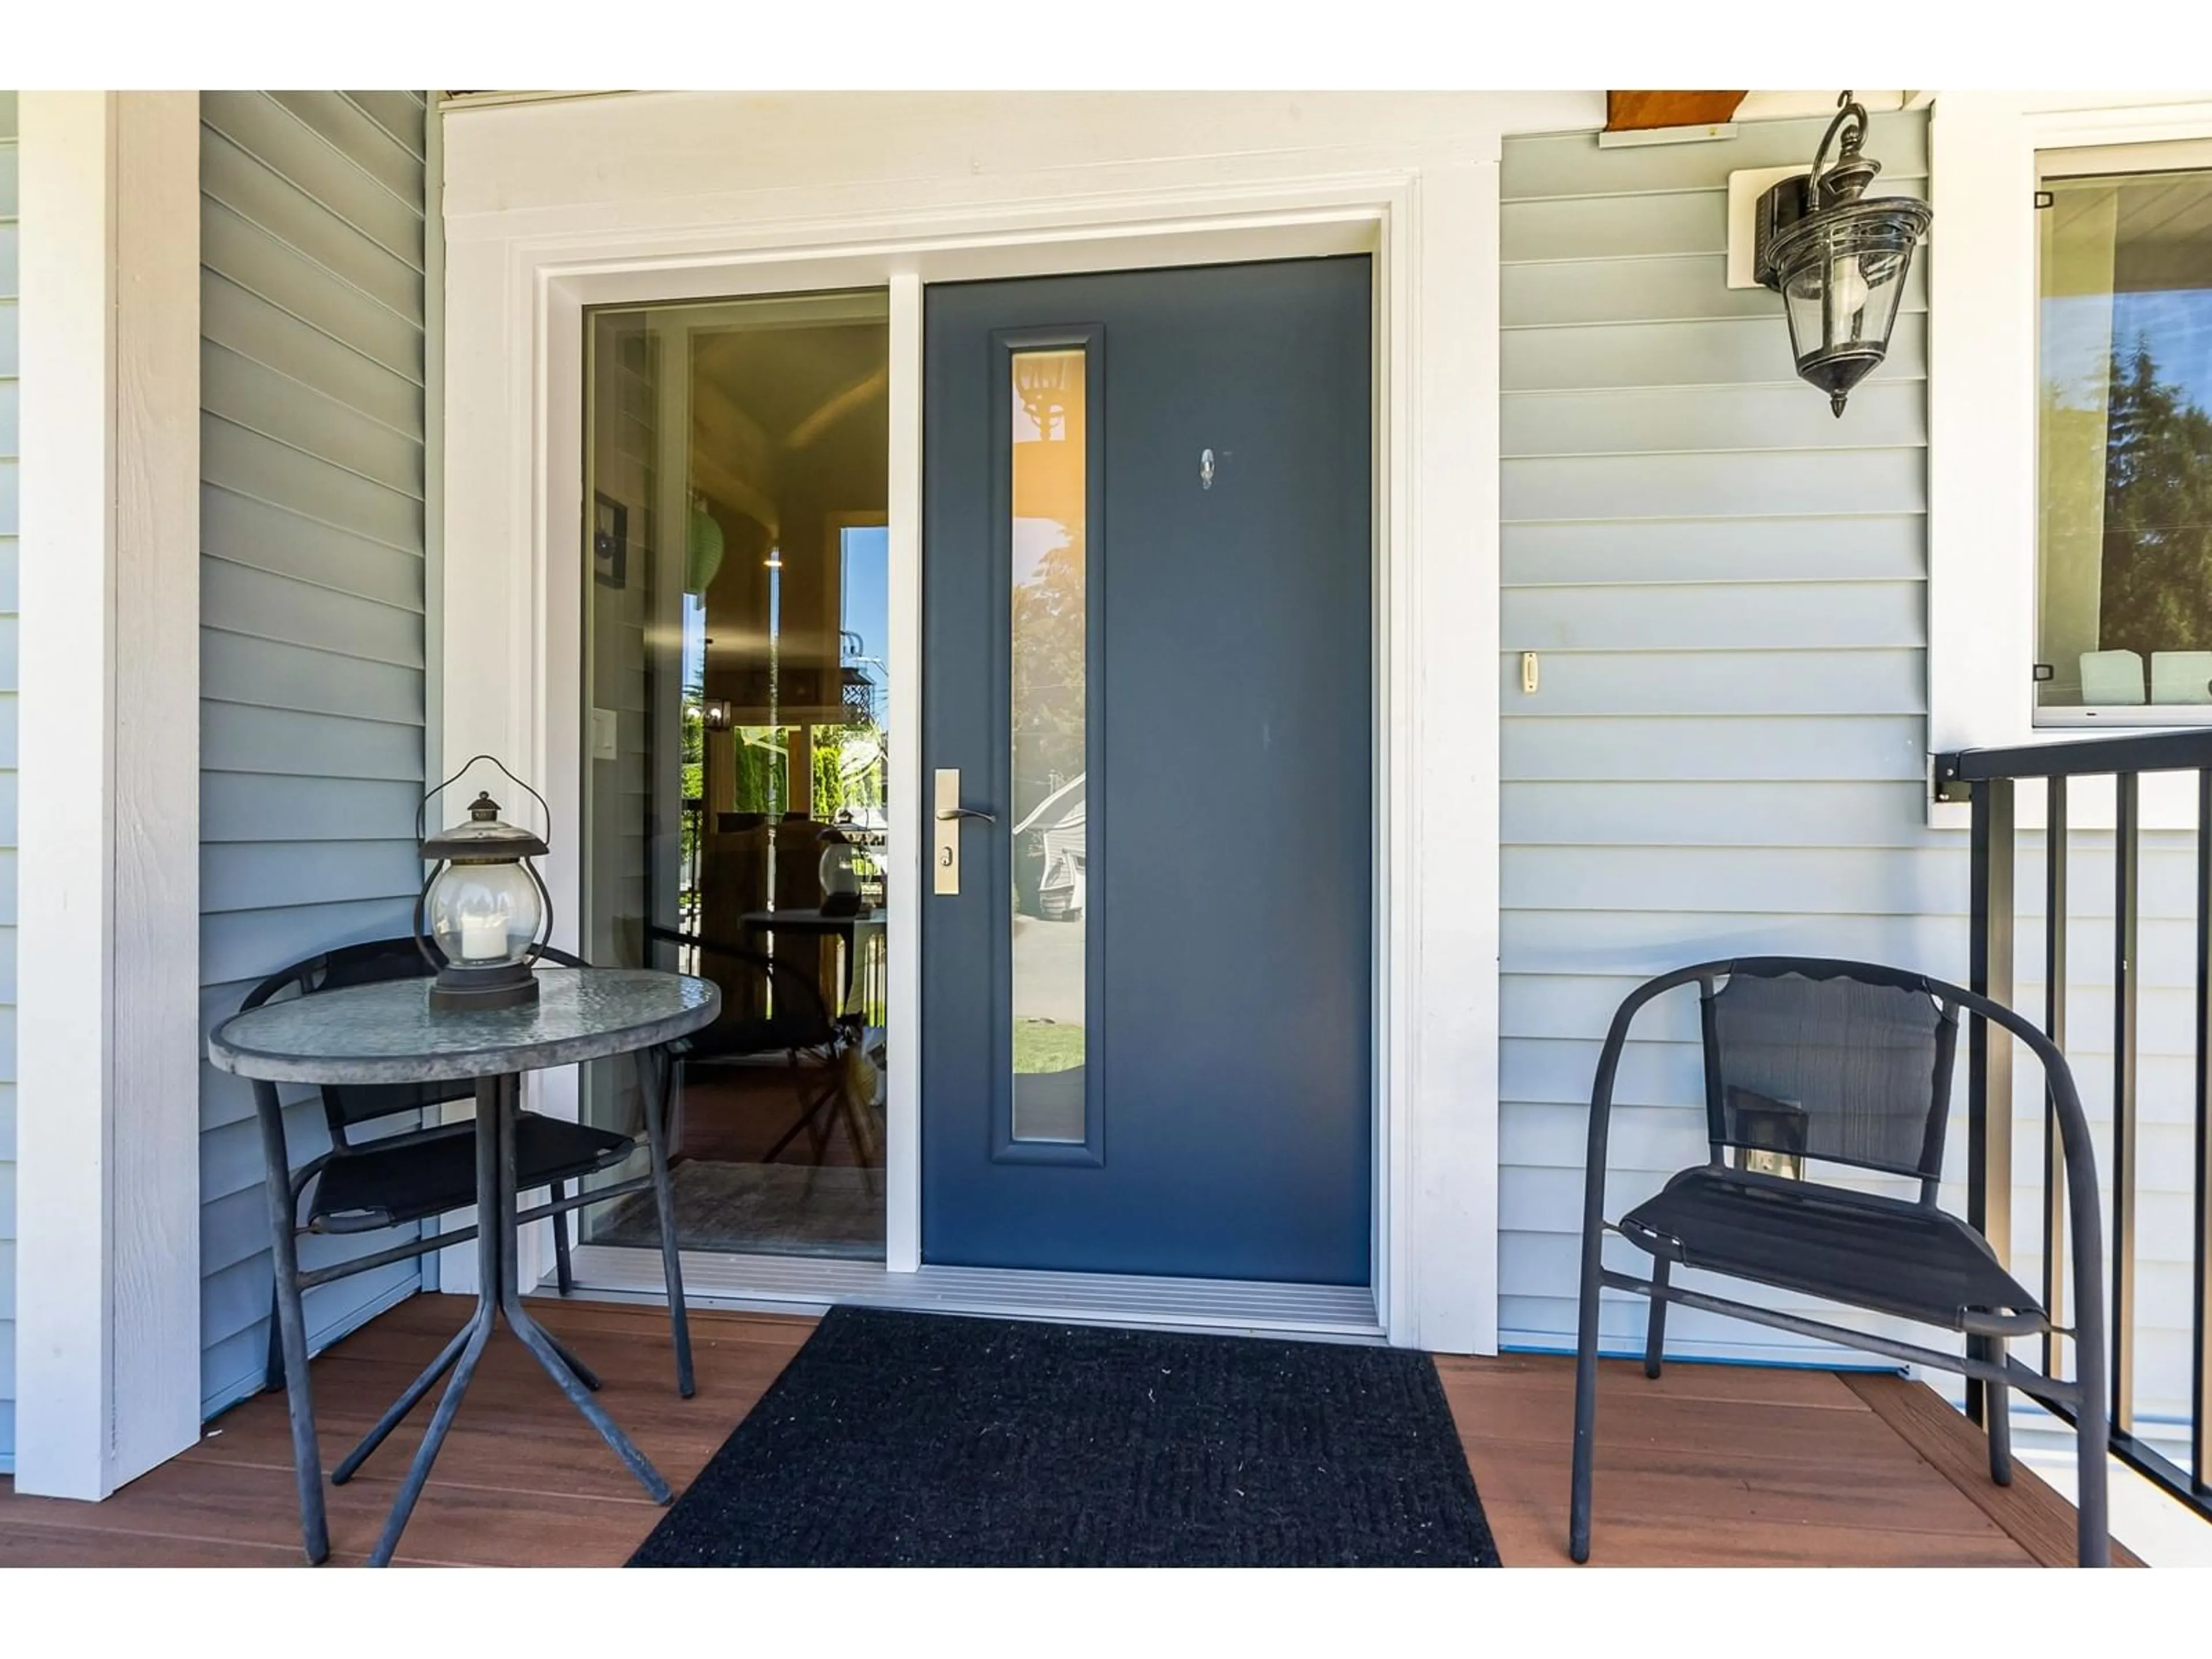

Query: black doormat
[627,1304,1499,1566]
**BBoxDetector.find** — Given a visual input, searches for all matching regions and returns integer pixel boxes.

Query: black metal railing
[1936,728,2212,1521]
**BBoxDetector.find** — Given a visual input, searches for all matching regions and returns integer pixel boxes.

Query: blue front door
[920,259,1373,1284]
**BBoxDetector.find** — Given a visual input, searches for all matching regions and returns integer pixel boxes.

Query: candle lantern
[819,817,868,918]
[414,756,555,1011]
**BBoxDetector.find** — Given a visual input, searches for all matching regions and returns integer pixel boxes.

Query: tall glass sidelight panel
[2036,160,2212,718]
[1009,349,1088,1143]
[580,291,891,1260]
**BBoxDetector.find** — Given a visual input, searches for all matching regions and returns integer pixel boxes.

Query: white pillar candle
[460,914,508,961]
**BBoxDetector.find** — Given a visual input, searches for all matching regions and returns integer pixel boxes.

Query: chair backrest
[645,922,838,1050]
[1700,961,1959,1189]
[240,934,587,1143]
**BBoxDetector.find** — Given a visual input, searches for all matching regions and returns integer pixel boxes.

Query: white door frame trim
[14,91,203,1498]
[441,93,1535,1351]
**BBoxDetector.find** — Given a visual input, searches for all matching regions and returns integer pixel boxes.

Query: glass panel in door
[579,290,891,1260]
[1010,347,1088,1144]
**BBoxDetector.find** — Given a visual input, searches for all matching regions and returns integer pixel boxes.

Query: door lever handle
[933,768,988,894]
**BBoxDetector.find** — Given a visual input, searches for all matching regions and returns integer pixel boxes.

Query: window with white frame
[2036,141,2212,723]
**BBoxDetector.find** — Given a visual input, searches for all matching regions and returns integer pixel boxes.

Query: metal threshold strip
[564,1245,1385,1343]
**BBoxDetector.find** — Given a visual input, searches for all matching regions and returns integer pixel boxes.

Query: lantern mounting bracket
[1752,93,1876,293]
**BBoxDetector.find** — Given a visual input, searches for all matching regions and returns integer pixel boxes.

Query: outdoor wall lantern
[414,756,555,1011]
[1753,92,1932,416]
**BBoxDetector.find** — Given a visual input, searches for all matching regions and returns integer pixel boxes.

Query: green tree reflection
[2099,338,2212,657]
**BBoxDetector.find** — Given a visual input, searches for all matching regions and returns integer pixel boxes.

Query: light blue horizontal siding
[1498,113,1952,1371]
[1497,113,2206,1437]
[199,92,430,1422]
[0,91,18,1472]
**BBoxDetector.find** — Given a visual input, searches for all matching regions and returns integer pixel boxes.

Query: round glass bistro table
[208,965,719,1566]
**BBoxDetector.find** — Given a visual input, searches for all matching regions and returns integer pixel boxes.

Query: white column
[1387,159,1503,1355]
[15,92,203,1498]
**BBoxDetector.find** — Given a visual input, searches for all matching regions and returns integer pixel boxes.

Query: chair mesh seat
[308,1114,633,1234]
[1618,1168,2047,1336]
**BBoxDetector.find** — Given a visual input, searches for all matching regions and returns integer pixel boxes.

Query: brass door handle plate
[933,768,995,894]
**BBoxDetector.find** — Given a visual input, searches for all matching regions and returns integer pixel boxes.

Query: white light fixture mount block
[1726,166,1807,289]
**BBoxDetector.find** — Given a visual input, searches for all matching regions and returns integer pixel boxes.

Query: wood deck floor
[0,1294,2135,1567]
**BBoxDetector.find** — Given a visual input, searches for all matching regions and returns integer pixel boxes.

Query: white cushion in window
[2151,652,2212,705]
[2080,649,2146,706]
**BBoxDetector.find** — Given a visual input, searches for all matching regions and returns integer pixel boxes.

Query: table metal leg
[642,1044,696,1397]
[494,1073,673,1503]
[365,1070,674,1565]
[257,1091,328,1565]
[541,1326,603,1392]
[366,1074,503,1567]
[332,1318,471,1484]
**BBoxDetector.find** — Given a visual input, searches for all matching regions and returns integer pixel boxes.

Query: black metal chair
[649,923,880,1191]
[244,936,695,1522]
[1571,956,2110,1567]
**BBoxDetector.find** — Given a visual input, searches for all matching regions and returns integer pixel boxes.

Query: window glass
[2037,162,2212,716]
[1009,349,1088,1145]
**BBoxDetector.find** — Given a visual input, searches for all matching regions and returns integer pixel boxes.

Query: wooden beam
[1606,92,1747,132]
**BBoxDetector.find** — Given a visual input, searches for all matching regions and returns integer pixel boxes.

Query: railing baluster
[2195,767,2212,1490]
[2114,771,2140,1438]
[1938,733,2212,1525]
[1968,775,2016,1428]
[2045,775,2069,1382]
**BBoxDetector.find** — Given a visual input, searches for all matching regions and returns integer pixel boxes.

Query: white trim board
[13,92,203,1499]
[565,1249,1384,1344]
[1926,91,2212,832]
[438,92,1586,1353]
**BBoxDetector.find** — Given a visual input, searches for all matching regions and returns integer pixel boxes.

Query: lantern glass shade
[427,859,544,968]
[416,783,554,1010]
[820,840,862,900]
[1772,200,1928,414]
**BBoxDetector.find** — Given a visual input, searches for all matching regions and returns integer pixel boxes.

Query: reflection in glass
[581,291,891,1259]
[2037,164,2212,713]
[1010,349,1088,1143]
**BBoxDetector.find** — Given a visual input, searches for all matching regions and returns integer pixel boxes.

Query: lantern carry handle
[414,754,558,979]
[415,753,556,845]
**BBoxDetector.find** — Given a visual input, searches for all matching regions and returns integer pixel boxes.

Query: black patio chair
[244,936,695,1539]
[1570,956,2109,1567]
[648,923,879,1191]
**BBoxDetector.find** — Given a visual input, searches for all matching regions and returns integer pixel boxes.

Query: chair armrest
[1940,981,2109,1397]
[1583,964,1721,1203]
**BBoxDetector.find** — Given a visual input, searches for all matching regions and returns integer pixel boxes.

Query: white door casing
[439,91,1600,1351]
